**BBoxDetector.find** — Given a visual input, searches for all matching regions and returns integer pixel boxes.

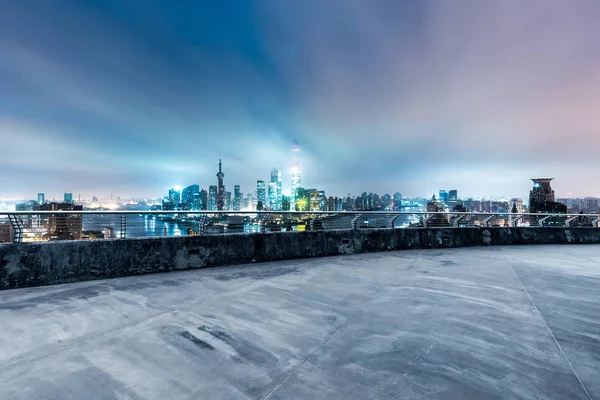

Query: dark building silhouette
[426,195,449,226]
[0,223,14,243]
[452,201,467,212]
[41,202,83,240]
[529,178,566,214]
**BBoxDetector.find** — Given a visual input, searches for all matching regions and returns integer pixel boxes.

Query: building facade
[270,168,282,211]
[208,185,218,211]
[41,202,83,240]
[233,185,242,211]
[290,140,301,211]
[256,180,266,209]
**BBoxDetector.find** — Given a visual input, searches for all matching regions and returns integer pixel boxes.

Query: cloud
[1,1,600,199]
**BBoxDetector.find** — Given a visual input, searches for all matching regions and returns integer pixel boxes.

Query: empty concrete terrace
[0,245,599,399]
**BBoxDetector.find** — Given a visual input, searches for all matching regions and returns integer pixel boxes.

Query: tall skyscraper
[168,188,181,204]
[41,202,83,240]
[63,193,73,204]
[438,190,448,204]
[290,140,301,211]
[270,168,282,211]
[37,193,45,205]
[529,179,555,207]
[245,193,256,210]
[208,185,218,211]
[393,192,402,210]
[448,190,458,208]
[225,191,232,210]
[233,185,242,211]
[200,189,208,210]
[216,158,225,211]
[268,181,277,210]
[257,180,266,207]
[529,178,566,215]
[181,185,199,210]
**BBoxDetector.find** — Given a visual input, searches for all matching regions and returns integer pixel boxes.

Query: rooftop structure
[0,246,597,399]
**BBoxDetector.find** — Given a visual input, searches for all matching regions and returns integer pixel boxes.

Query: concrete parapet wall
[1,227,600,290]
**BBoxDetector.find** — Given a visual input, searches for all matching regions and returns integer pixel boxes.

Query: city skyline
[2,1,600,199]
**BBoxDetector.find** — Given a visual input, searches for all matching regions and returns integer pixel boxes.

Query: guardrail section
[0,211,599,243]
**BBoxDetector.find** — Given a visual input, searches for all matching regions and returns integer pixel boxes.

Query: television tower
[290,140,301,211]
[216,158,225,211]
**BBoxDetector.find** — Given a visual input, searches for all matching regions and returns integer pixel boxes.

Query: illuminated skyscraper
[168,188,181,204]
[208,185,218,211]
[438,190,448,204]
[257,180,266,207]
[37,193,45,206]
[268,181,277,210]
[290,140,301,211]
[233,185,242,211]
[182,185,199,210]
[64,193,73,204]
[270,168,282,210]
[216,158,225,211]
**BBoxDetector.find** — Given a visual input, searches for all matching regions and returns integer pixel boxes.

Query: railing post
[198,214,208,235]
[513,216,524,227]
[8,214,24,243]
[423,214,434,228]
[483,215,496,227]
[259,213,271,233]
[119,213,127,239]
[538,215,551,227]
[351,213,362,229]
[565,216,577,227]
[452,214,466,227]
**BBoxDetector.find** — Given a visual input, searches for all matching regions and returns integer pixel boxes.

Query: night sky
[1,1,600,200]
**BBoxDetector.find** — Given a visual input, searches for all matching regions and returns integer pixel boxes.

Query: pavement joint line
[504,255,593,400]
[305,361,400,400]
[0,307,170,371]
[261,286,387,400]
[262,255,422,400]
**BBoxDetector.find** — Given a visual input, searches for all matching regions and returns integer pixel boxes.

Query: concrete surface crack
[306,361,400,400]
[504,256,592,400]
[261,285,387,400]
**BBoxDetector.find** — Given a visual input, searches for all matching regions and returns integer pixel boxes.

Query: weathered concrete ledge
[1,227,600,290]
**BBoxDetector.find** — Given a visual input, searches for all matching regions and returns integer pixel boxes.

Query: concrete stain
[178,330,214,350]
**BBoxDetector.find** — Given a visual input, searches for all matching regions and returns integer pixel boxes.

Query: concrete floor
[0,245,598,400]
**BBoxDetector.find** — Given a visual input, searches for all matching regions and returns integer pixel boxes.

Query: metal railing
[0,211,599,243]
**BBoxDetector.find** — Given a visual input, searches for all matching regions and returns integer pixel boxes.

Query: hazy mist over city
[1,1,600,199]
